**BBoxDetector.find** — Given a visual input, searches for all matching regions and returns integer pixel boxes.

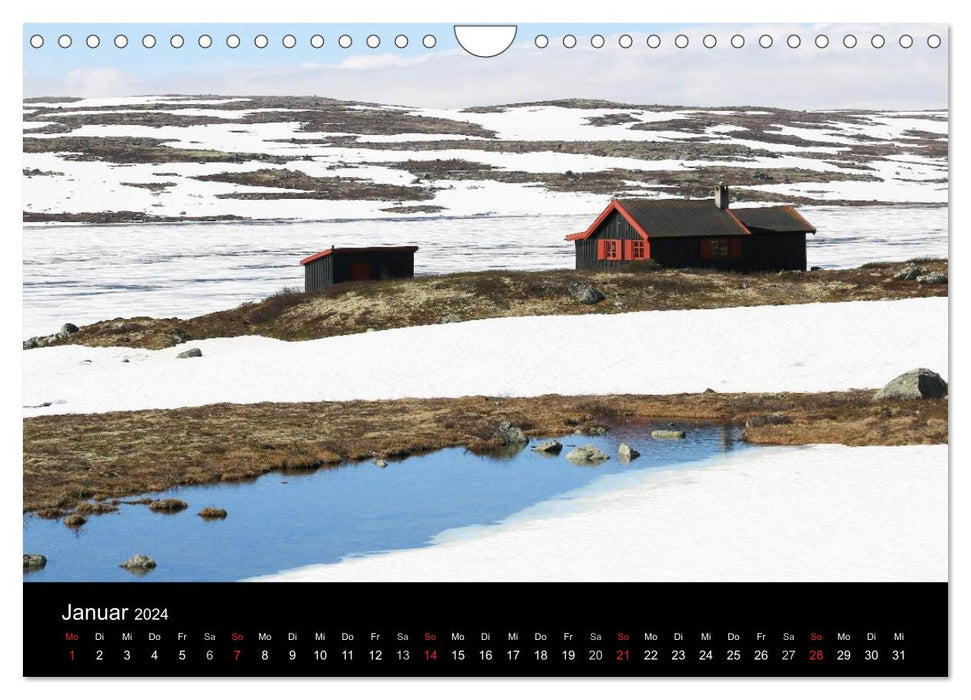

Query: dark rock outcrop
[873,368,947,401]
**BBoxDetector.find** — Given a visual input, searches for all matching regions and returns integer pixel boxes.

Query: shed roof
[300,245,419,266]
[732,206,817,233]
[565,199,751,241]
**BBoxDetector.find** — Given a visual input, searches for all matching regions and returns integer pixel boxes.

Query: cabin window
[597,239,622,260]
[700,237,740,260]
[626,239,647,260]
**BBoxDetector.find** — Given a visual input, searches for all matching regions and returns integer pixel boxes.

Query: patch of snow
[22,297,947,416]
[253,444,947,582]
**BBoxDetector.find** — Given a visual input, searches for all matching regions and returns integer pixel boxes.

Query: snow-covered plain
[254,444,948,582]
[22,297,947,417]
[23,98,948,222]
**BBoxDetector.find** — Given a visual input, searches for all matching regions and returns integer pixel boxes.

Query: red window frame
[627,239,646,260]
[597,239,622,260]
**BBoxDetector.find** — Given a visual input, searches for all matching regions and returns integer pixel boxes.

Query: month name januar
[61,603,129,621]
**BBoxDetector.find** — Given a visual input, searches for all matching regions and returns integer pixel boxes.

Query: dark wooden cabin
[300,245,419,291]
[566,186,815,272]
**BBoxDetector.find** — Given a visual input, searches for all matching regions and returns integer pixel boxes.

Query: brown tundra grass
[35,260,947,350]
[24,391,946,516]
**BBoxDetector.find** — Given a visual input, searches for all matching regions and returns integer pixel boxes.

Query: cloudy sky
[23,23,948,110]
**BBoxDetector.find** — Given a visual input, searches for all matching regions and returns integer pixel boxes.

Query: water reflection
[24,421,747,582]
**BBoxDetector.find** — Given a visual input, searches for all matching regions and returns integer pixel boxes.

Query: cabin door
[350,262,371,281]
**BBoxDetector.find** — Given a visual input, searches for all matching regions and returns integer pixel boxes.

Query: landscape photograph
[22,23,948,584]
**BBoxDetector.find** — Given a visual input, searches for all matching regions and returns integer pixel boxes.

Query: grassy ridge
[37,259,947,350]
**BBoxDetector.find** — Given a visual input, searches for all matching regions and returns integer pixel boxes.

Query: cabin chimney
[714,184,729,210]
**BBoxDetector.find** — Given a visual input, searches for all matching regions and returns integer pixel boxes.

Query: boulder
[120,554,157,571]
[495,420,528,445]
[587,425,608,436]
[532,440,563,454]
[23,554,47,571]
[651,429,686,440]
[565,444,610,464]
[176,347,202,359]
[60,323,79,335]
[893,265,924,281]
[916,273,947,285]
[618,443,640,461]
[568,281,605,305]
[373,458,389,468]
[873,368,948,401]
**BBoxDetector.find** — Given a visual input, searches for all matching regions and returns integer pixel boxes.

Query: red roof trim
[563,200,651,241]
[300,245,419,266]
[724,207,753,236]
[783,205,817,234]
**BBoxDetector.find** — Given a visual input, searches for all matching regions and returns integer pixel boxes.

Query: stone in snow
[566,445,610,464]
[873,368,947,401]
[176,348,203,359]
[373,458,388,468]
[618,443,640,461]
[532,440,563,454]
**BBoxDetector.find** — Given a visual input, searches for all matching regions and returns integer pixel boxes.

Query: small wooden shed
[300,245,419,291]
[566,186,815,272]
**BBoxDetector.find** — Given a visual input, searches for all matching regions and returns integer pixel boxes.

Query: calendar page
[22,22,948,677]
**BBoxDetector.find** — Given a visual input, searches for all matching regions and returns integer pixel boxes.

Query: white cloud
[57,67,148,98]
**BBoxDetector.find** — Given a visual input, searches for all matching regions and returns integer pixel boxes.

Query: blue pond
[23,422,746,582]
